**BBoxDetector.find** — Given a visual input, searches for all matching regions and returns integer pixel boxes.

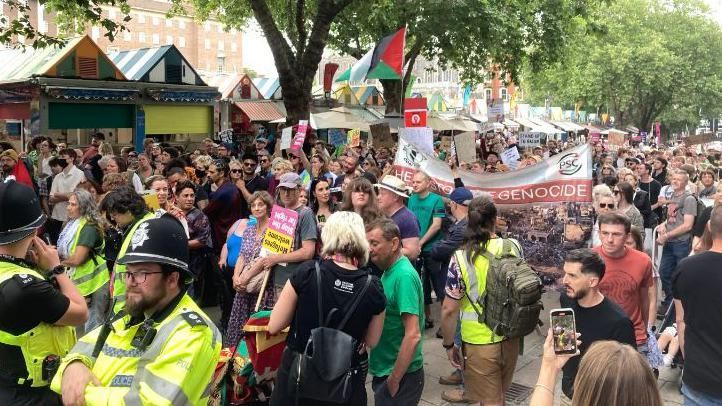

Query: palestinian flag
[336,27,406,82]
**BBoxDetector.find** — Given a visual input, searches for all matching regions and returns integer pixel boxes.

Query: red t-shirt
[593,246,653,344]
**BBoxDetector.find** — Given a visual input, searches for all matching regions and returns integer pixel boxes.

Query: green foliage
[524,0,722,132]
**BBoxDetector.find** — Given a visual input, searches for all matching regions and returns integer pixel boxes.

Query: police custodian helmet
[0,179,46,246]
[116,214,193,283]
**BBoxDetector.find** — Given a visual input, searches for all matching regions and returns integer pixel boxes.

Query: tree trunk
[381,79,403,114]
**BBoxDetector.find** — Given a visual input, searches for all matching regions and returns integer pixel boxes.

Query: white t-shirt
[50,166,86,221]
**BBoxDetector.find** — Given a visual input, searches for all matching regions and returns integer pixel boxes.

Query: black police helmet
[0,179,46,245]
[116,214,193,283]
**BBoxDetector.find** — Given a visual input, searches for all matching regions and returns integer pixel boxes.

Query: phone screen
[551,308,577,355]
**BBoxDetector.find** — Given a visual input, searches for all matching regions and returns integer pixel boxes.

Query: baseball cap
[449,187,473,205]
[278,172,302,189]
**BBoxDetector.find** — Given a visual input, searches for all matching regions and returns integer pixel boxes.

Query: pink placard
[291,120,308,151]
[268,205,299,236]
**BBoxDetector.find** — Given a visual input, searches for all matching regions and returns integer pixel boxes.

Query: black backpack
[291,262,372,403]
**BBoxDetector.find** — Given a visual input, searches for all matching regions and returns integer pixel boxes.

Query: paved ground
[205,290,684,405]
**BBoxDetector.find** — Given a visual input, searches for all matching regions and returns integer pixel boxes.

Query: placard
[329,128,346,147]
[291,120,308,150]
[347,128,361,147]
[399,127,433,155]
[454,131,477,164]
[217,128,233,144]
[262,205,299,254]
[280,127,293,150]
[518,132,541,148]
[500,147,520,170]
[404,98,427,127]
[370,123,394,149]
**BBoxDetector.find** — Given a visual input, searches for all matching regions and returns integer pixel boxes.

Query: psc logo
[558,152,582,176]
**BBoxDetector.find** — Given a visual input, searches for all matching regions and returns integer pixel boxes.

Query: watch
[442,342,455,350]
[50,265,66,276]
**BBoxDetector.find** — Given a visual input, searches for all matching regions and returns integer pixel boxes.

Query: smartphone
[550,308,577,355]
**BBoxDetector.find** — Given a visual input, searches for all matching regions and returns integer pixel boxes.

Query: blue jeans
[683,383,722,406]
[659,240,690,307]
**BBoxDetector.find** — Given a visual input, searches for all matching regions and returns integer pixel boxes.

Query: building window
[165,19,172,27]
[231,42,237,53]
[500,88,508,101]
[484,88,492,101]
[152,16,159,25]
[217,41,224,51]
[91,26,100,40]
[138,13,145,23]
[152,33,160,44]
[217,56,225,73]
[179,20,186,29]
[139,32,146,42]
[204,39,210,49]
[178,36,186,48]
[166,35,173,45]
[123,31,131,41]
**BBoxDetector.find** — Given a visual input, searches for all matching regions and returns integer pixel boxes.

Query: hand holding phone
[550,308,577,355]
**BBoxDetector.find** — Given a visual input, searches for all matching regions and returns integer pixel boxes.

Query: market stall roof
[428,93,449,112]
[479,122,505,132]
[234,100,285,122]
[551,121,585,132]
[513,117,556,135]
[311,109,371,131]
[583,124,602,134]
[331,106,384,122]
[504,119,521,129]
[528,118,565,135]
[253,77,282,100]
[108,45,204,85]
[600,128,628,135]
[0,35,125,82]
[202,73,243,99]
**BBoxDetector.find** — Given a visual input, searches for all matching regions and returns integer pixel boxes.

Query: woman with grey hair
[268,211,387,406]
[58,189,110,333]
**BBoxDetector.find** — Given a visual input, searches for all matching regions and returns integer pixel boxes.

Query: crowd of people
[0,127,721,406]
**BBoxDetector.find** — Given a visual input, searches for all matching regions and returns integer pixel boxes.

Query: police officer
[0,179,88,405]
[52,214,221,405]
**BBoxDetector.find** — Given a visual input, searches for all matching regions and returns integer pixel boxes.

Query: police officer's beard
[125,284,167,318]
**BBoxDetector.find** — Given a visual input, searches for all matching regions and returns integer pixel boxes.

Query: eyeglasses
[243,162,257,167]
[230,169,242,173]
[599,203,615,208]
[121,271,164,284]
[260,159,270,163]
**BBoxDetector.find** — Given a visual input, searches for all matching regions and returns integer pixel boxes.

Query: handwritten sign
[454,131,476,164]
[329,128,346,146]
[291,120,308,151]
[347,128,361,147]
[399,127,434,155]
[518,132,541,148]
[500,147,520,170]
[262,205,299,254]
[217,129,233,144]
[280,127,293,150]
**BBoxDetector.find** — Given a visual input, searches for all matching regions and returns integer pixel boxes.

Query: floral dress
[224,223,275,346]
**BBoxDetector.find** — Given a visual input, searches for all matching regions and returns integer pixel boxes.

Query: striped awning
[108,46,172,81]
[253,77,281,99]
[234,101,285,122]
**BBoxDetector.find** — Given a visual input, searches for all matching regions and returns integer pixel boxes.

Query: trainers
[441,388,473,403]
[439,370,463,385]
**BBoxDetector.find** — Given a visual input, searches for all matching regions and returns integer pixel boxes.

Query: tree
[326,0,604,114]
[524,0,722,133]
[0,0,357,123]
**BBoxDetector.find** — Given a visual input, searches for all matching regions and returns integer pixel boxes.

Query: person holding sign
[257,173,318,294]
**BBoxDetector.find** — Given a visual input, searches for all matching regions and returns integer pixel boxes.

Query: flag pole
[399,24,408,117]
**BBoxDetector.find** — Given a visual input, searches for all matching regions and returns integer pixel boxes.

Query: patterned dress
[224,223,275,346]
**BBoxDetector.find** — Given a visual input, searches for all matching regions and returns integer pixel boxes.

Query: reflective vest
[0,262,77,387]
[453,238,519,345]
[111,212,155,314]
[69,217,109,296]
[51,293,222,405]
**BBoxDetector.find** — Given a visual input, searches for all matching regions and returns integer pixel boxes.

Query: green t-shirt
[369,256,424,377]
[408,191,446,253]
[76,223,103,251]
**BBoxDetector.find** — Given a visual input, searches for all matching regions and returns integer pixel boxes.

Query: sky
[704,0,722,23]
[241,22,276,77]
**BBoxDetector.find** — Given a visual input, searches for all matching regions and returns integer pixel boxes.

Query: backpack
[291,262,372,403]
[461,239,543,339]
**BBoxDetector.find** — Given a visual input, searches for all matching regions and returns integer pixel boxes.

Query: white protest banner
[399,127,434,155]
[394,134,593,273]
[280,127,293,150]
[500,147,520,170]
[454,131,477,163]
[518,132,541,148]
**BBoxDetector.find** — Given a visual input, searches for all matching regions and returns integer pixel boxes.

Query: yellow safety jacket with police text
[69,217,109,297]
[111,212,155,314]
[0,262,77,387]
[51,293,222,405]
[453,238,520,345]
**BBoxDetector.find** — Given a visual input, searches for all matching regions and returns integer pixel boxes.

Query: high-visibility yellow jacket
[111,212,155,314]
[69,217,109,297]
[453,238,521,345]
[0,262,76,387]
[51,293,221,405]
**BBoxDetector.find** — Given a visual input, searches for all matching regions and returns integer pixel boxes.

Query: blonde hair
[99,142,115,156]
[228,159,242,171]
[273,159,294,173]
[193,155,213,169]
[572,341,662,406]
[320,211,369,266]
[592,184,613,209]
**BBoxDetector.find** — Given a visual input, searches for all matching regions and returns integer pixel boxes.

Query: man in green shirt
[367,218,425,406]
[408,170,446,330]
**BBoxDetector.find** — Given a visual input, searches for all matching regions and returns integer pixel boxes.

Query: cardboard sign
[519,132,541,148]
[291,120,308,150]
[280,127,293,150]
[685,133,716,146]
[262,205,299,254]
[347,128,361,147]
[217,129,233,144]
[328,128,346,146]
[500,147,520,170]
[399,127,434,155]
[370,123,394,149]
[454,131,477,164]
[404,98,427,127]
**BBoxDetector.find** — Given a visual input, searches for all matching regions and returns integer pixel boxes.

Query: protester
[81,132,104,165]
[47,149,86,244]
[333,152,360,188]
[559,248,636,400]
[58,189,110,333]
[52,215,221,405]
[166,166,209,210]
[234,152,269,218]
[204,159,242,254]
[366,218,425,406]
[375,175,421,261]
[440,195,523,406]
[269,212,386,406]
[614,181,645,240]
[175,180,214,301]
[98,155,143,193]
[269,158,293,198]
[591,193,616,246]
[309,176,335,230]
[339,177,383,224]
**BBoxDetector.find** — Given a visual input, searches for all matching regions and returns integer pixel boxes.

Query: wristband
[50,265,66,276]
[442,342,455,350]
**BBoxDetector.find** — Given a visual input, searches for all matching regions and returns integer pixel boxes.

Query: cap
[0,179,46,245]
[116,214,193,282]
[449,187,473,205]
[278,172,302,189]
[375,175,410,198]
[255,136,268,143]
[0,149,19,163]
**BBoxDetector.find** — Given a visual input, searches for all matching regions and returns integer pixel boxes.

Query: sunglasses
[230,169,242,173]
[243,162,257,167]
[599,203,614,208]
